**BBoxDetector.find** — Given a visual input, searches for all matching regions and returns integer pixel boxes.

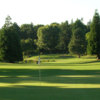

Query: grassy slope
[0,54,100,100]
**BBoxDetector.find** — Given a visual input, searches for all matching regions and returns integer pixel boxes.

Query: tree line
[0,10,100,62]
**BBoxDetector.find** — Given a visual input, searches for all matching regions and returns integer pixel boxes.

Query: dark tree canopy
[87,10,100,59]
[0,16,23,62]
[34,24,44,39]
[37,23,60,53]
[58,21,72,53]
[20,24,35,39]
[20,23,37,55]
[68,19,87,57]
[0,10,100,60]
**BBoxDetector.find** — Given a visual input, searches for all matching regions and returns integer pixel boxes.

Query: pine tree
[87,10,100,59]
[0,16,23,62]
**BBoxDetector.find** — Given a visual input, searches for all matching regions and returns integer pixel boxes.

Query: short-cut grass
[0,54,100,100]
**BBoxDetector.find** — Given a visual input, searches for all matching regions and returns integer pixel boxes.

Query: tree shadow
[79,60,100,64]
[40,55,75,59]
[39,61,100,66]
[0,86,100,100]
[0,68,100,100]
[0,69,100,84]
[0,69,100,77]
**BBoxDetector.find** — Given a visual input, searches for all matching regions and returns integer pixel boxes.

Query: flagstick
[38,53,42,86]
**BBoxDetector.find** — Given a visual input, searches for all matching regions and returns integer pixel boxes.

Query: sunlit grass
[0,81,100,88]
[0,54,100,100]
[58,75,100,78]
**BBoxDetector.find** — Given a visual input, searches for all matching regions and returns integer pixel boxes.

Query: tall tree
[20,23,35,39]
[87,10,100,59]
[20,23,37,55]
[3,15,12,28]
[0,16,23,62]
[58,21,72,53]
[87,20,91,32]
[37,23,60,53]
[68,19,87,57]
[34,24,44,39]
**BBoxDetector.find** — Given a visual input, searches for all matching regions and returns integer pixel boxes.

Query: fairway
[0,55,100,100]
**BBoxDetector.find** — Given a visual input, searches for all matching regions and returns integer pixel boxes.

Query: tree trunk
[97,54,100,60]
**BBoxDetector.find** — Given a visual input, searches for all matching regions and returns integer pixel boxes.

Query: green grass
[0,54,100,100]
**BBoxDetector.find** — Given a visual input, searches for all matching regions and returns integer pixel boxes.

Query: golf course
[0,54,100,100]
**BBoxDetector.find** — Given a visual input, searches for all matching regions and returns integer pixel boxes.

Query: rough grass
[0,54,100,100]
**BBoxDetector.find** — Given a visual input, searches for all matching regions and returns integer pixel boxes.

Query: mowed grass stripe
[0,55,100,100]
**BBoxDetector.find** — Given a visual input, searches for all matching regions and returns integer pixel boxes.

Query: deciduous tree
[68,19,87,57]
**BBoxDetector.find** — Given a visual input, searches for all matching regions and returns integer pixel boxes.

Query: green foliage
[68,19,87,57]
[0,17,23,62]
[3,15,12,28]
[86,32,90,40]
[1,11,100,59]
[20,23,37,55]
[37,23,60,53]
[34,24,44,39]
[20,23,35,39]
[58,21,72,53]
[87,10,100,59]
[21,38,36,56]
[87,20,91,32]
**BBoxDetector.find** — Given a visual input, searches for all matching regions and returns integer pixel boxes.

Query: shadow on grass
[0,68,100,100]
[79,60,100,64]
[0,86,100,100]
[0,69,100,84]
[40,55,75,59]
[43,60,100,65]
[0,69,100,77]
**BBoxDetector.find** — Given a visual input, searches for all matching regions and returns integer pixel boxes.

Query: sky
[0,0,100,27]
